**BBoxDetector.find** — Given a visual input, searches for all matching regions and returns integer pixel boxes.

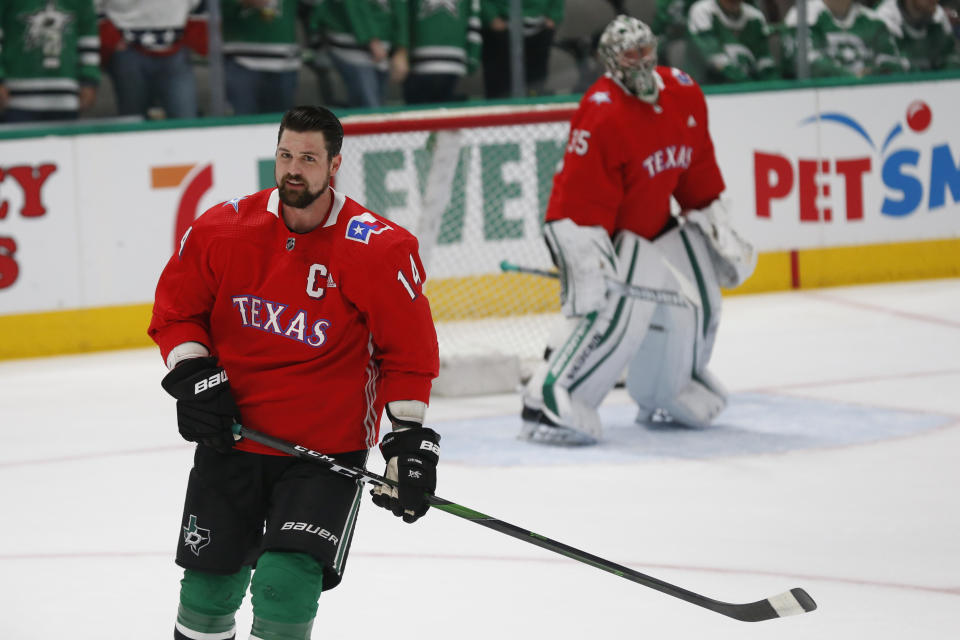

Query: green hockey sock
[177,567,251,635]
[249,551,324,638]
[176,604,236,636]
[250,616,315,640]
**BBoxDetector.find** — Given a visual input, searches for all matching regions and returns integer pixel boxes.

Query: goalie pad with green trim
[625,223,728,427]
[521,230,671,443]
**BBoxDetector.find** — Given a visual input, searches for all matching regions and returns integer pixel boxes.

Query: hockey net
[336,103,578,395]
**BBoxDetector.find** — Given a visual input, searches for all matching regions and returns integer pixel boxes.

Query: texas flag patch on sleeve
[346,213,392,244]
[672,68,693,85]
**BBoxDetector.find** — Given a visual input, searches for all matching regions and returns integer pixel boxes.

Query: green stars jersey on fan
[0,0,100,112]
[409,0,481,76]
[312,0,410,65]
[222,0,312,73]
[782,0,907,78]
[686,0,779,83]
[876,0,960,71]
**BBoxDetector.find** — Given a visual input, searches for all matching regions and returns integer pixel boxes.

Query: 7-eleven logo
[151,163,213,252]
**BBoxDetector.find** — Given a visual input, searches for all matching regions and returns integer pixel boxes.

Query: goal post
[335,103,578,395]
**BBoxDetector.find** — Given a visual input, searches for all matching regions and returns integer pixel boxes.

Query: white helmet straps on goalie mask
[598,15,659,104]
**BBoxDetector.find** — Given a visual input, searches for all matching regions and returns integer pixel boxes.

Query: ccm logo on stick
[194,371,228,394]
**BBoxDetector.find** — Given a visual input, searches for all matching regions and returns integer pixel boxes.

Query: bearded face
[274,129,335,209]
[277,170,328,209]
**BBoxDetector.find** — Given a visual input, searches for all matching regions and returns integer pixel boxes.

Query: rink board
[1,77,959,359]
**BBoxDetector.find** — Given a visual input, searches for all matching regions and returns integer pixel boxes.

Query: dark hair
[277,105,344,158]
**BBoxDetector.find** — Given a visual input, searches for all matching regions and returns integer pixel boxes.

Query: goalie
[520,15,757,445]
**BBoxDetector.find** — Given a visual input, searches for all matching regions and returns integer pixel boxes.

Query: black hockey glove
[371,427,440,523]
[160,357,240,452]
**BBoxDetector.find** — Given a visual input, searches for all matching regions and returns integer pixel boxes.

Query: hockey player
[520,14,756,445]
[149,105,441,639]
[0,0,100,123]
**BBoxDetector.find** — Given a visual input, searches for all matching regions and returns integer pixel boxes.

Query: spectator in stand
[97,0,207,119]
[221,0,319,115]
[876,0,960,70]
[480,0,564,98]
[404,0,482,104]
[311,0,409,108]
[652,0,697,65]
[781,0,906,78]
[0,0,100,123]
[945,0,960,37]
[686,0,779,83]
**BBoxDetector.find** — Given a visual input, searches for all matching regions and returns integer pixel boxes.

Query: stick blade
[775,588,818,616]
[719,587,817,622]
[763,588,818,619]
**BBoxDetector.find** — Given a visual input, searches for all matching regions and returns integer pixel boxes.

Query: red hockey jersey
[545,68,725,239]
[149,187,440,455]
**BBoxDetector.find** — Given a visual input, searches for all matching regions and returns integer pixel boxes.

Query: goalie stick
[499,260,694,309]
[233,424,817,622]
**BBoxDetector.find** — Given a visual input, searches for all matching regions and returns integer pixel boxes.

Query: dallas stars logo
[183,515,211,556]
[419,0,461,19]
[21,0,74,69]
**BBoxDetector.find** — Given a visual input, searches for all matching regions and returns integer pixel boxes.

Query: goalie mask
[598,15,659,104]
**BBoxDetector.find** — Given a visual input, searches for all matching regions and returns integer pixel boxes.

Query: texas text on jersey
[149,187,440,455]
[546,67,726,239]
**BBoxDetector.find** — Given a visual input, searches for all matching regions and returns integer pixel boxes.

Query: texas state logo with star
[346,213,392,244]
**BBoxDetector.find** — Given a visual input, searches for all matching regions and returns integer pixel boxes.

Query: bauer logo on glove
[193,369,228,395]
[371,426,441,523]
[419,439,440,455]
[161,357,241,452]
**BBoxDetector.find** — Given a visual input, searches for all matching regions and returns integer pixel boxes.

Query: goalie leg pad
[656,224,724,372]
[544,218,618,317]
[521,232,669,444]
[661,372,728,428]
[625,303,695,419]
[626,226,729,427]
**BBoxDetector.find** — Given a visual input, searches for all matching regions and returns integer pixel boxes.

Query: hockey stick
[233,424,817,622]
[499,259,693,308]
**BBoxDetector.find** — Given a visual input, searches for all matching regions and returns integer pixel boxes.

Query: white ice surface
[1,278,959,638]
